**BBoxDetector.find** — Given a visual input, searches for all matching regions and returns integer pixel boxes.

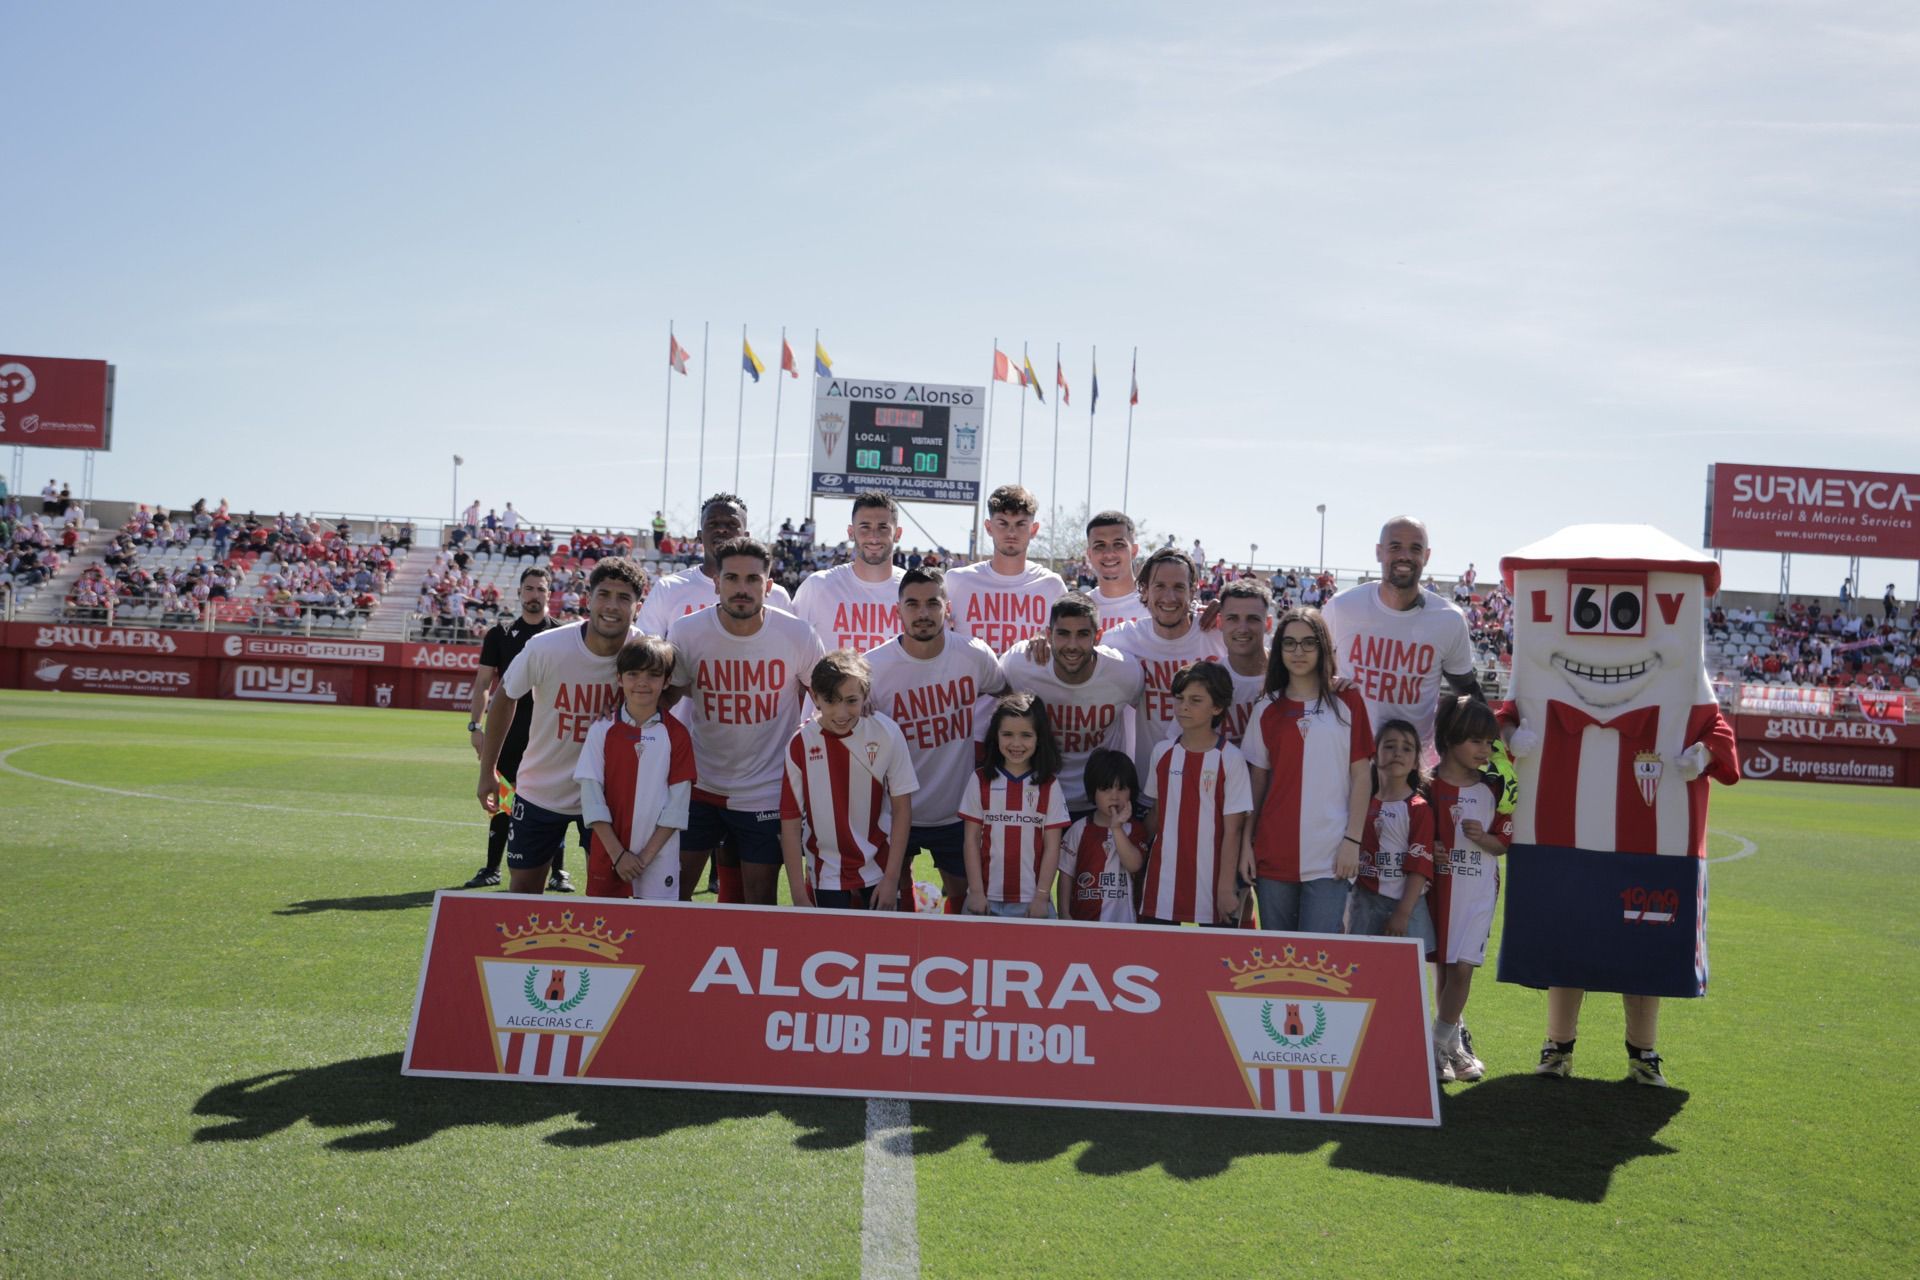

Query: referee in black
[463,566,572,890]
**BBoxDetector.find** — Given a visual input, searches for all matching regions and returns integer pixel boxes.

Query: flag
[1130,357,1139,406]
[669,334,690,375]
[993,349,1026,385]
[742,338,764,382]
[1091,355,1099,415]
[1024,353,1045,403]
[814,340,833,377]
[453,454,465,466]
[781,339,799,378]
[1056,358,1070,406]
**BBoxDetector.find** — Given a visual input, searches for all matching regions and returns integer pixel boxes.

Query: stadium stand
[1707,600,1918,692]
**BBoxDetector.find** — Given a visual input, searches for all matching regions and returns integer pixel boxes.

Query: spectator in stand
[462,500,481,536]
[1887,585,1901,626]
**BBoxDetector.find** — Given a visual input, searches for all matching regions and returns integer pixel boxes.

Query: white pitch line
[0,742,482,829]
[1707,830,1758,864]
[861,1097,920,1280]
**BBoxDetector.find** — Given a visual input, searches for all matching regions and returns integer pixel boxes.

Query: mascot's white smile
[1548,649,1665,709]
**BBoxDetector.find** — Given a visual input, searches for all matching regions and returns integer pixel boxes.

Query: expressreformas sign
[0,355,114,452]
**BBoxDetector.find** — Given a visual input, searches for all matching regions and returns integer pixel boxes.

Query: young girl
[1055,748,1151,923]
[1427,694,1513,1082]
[574,636,697,900]
[1239,606,1374,935]
[960,692,1070,918]
[1142,663,1254,926]
[1349,720,1437,951]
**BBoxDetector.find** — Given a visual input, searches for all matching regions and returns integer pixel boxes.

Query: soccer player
[1320,516,1480,761]
[463,566,563,890]
[1215,578,1273,746]
[791,490,905,651]
[865,566,1008,909]
[944,483,1066,654]
[476,557,648,895]
[1140,662,1253,925]
[667,537,825,906]
[575,636,696,900]
[1084,510,1149,637]
[1104,548,1226,792]
[1000,593,1142,822]
[779,650,919,910]
[638,493,793,635]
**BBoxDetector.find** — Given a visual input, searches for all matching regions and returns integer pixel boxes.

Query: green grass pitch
[1,689,1913,1277]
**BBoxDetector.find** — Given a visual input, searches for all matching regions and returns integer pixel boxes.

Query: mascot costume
[1497,525,1740,1086]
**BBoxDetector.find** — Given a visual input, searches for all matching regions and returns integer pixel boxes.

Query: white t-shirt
[791,563,905,652]
[1221,664,1267,747]
[944,561,1066,654]
[1103,617,1228,788]
[1320,583,1474,758]
[1093,588,1151,640]
[497,621,636,813]
[666,605,824,811]
[864,634,1007,826]
[638,566,793,637]
[999,640,1142,811]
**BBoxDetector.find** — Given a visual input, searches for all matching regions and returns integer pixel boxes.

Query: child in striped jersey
[960,692,1070,918]
[1347,720,1437,949]
[1055,748,1151,924]
[1427,694,1514,1083]
[1141,662,1253,926]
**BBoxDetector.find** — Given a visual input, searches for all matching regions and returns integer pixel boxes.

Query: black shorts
[505,796,587,870]
[908,821,967,878]
[812,886,875,911]
[685,800,784,865]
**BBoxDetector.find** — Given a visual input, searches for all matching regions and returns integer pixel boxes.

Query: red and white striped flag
[668,334,691,375]
[993,349,1026,386]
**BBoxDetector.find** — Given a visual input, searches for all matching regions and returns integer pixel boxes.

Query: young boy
[1141,662,1253,925]
[1055,748,1150,923]
[779,650,920,910]
[574,636,697,900]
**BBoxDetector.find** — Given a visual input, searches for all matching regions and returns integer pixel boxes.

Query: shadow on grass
[190,1053,863,1154]
[192,1056,1680,1200]
[275,891,438,916]
[909,1074,1686,1200]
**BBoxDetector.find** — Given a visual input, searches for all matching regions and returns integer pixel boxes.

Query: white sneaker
[1452,1025,1485,1081]
[1435,1045,1456,1083]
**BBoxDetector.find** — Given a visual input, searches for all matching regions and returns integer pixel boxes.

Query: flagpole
[662,320,675,512]
[767,325,786,538]
[1123,346,1137,511]
[977,335,997,560]
[807,328,820,526]
[1049,340,1062,562]
[1018,340,1029,485]
[734,323,748,491]
[1085,344,1096,516]
[697,321,710,502]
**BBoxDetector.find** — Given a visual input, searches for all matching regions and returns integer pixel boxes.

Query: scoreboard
[811,377,984,504]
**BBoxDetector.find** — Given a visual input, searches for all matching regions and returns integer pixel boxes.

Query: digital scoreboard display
[847,402,950,479]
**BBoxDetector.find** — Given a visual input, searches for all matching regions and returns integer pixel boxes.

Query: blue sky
[8,1,1917,595]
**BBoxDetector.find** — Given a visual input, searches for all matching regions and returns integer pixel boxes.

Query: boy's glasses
[1278,638,1320,653]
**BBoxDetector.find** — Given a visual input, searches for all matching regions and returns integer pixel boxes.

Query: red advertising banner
[218,661,365,705]
[215,634,391,665]
[404,896,1441,1126]
[0,354,113,452]
[1856,690,1908,725]
[1739,741,1904,786]
[23,651,204,697]
[1735,713,1920,751]
[5,621,206,658]
[412,671,475,710]
[397,643,482,672]
[1709,463,1920,558]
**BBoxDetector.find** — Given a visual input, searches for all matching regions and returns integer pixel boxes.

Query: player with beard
[1103,548,1227,794]
[463,566,565,890]
[1000,594,1143,822]
[1216,579,1274,747]
[1084,510,1150,638]
[864,567,1008,910]
[638,493,793,635]
[944,484,1066,654]
[1320,516,1480,763]
[476,557,648,895]
[792,490,905,651]
[668,538,825,906]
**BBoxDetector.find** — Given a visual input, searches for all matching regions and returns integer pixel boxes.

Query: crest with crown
[1219,944,1360,995]
[495,910,634,959]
